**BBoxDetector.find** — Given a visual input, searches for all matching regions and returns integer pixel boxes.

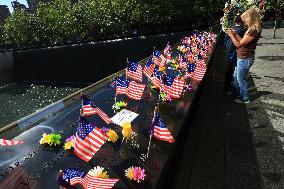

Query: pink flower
[133,167,145,183]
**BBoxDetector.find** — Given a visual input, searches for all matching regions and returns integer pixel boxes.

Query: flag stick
[146,107,158,159]
[146,131,152,159]
[126,58,129,79]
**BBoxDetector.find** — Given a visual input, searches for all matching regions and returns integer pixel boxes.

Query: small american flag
[126,61,142,82]
[116,76,145,100]
[185,63,196,79]
[150,67,163,89]
[151,111,175,143]
[143,57,155,79]
[152,50,166,67]
[183,37,190,45]
[166,53,172,63]
[192,60,207,81]
[81,95,112,124]
[163,43,171,55]
[0,139,24,146]
[74,116,108,162]
[161,75,185,99]
[63,168,119,189]
[179,55,188,69]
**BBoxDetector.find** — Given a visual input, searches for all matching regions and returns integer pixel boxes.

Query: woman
[226,8,262,103]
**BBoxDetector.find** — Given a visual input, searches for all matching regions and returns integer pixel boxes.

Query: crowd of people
[223,8,262,103]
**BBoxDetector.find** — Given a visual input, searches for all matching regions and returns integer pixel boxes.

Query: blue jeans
[233,58,254,101]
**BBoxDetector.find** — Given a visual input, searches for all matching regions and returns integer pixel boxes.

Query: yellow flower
[122,122,132,139]
[106,130,119,143]
[64,141,73,150]
[177,46,180,50]
[159,66,165,71]
[39,133,51,145]
[97,171,109,179]
[125,168,135,180]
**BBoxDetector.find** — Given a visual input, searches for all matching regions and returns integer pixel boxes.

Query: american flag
[143,57,155,79]
[126,61,142,82]
[74,116,108,162]
[179,55,188,69]
[116,76,145,100]
[81,95,112,124]
[152,50,166,67]
[163,43,171,55]
[150,67,163,89]
[192,60,207,81]
[187,52,195,62]
[166,53,172,63]
[185,63,196,79]
[63,168,119,189]
[183,37,190,45]
[151,111,175,143]
[161,75,185,99]
[0,139,24,146]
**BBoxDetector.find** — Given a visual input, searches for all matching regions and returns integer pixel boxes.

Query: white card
[111,109,139,126]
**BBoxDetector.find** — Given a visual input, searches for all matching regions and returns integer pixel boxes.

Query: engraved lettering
[14,162,20,167]
[4,166,14,174]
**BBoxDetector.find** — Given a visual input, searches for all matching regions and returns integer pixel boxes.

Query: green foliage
[36,0,78,45]
[1,0,224,50]
[2,9,36,48]
[265,0,284,12]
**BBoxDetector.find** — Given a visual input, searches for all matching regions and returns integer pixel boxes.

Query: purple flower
[101,127,110,133]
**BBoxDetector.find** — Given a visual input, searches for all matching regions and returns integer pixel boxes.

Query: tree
[265,0,284,38]
[35,0,78,46]
[2,9,36,49]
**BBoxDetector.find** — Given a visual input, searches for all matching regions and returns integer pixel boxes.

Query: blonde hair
[241,8,262,33]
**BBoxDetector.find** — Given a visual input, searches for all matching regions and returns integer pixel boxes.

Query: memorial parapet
[0,29,220,189]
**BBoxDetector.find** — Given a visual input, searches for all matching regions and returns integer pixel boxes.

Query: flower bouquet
[125,166,146,183]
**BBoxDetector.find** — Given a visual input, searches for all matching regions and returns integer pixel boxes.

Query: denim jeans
[233,58,254,101]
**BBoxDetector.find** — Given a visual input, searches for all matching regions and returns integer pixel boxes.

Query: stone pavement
[171,25,284,188]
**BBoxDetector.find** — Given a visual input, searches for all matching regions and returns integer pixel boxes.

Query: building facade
[0,5,10,25]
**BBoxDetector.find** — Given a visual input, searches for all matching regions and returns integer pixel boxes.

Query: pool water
[0,82,89,128]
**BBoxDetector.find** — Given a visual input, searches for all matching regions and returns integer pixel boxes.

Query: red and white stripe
[166,54,172,63]
[127,81,145,100]
[82,105,112,124]
[70,174,119,189]
[179,61,187,69]
[153,126,175,143]
[153,55,166,67]
[192,60,207,81]
[150,76,162,89]
[162,78,185,99]
[74,127,108,162]
[116,85,128,95]
[0,139,24,146]
[143,63,155,79]
[126,64,143,82]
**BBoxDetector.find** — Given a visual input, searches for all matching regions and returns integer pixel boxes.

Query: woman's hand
[226,28,236,36]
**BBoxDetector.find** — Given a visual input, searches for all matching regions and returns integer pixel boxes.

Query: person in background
[224,16,246,95]
[226,8,262,103]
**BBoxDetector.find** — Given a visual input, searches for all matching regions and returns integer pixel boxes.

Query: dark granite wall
[7,31,191,83]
